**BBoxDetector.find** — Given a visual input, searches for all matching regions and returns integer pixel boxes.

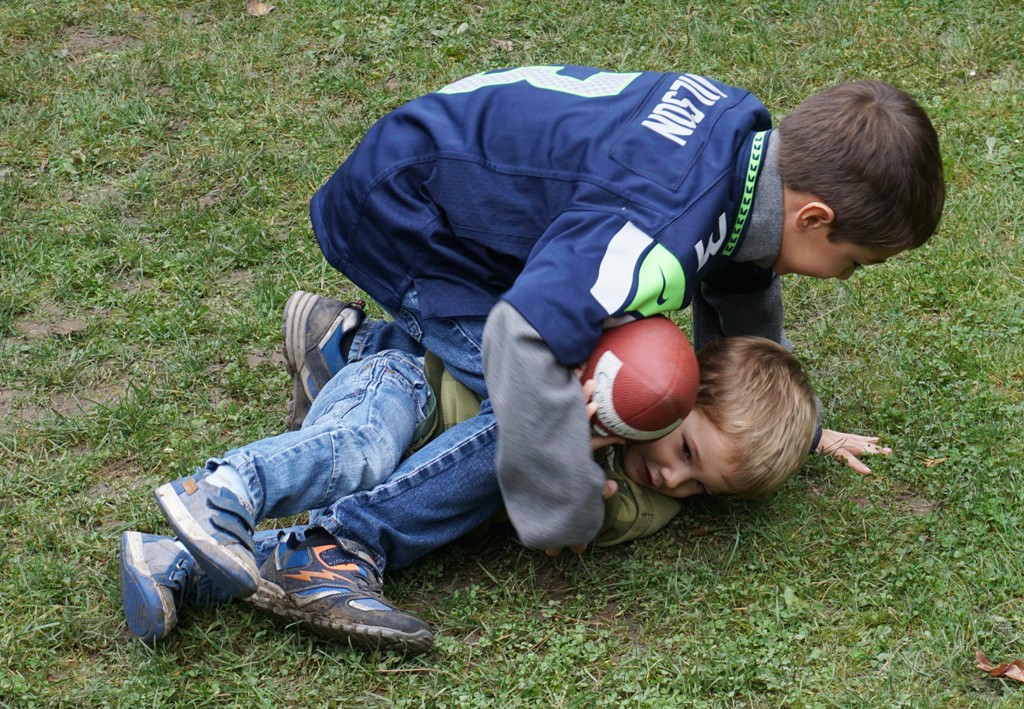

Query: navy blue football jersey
[311,65,773,365]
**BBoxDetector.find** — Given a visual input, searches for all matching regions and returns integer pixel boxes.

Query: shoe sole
[120,531,174,645]
[155,484,259,599]
[282,290,317,431]
[246,580,434,655]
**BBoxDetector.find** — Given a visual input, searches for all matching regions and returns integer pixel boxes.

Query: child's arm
[484,301,608,551]
[542,471,684,554]
[544,477,619,557]
[542,451,685,553]
[691,264,784,347]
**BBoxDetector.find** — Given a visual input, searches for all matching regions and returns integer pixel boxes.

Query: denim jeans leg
[388,290,488,397]
[315,290,482,385]
[211,349,431,521]
[347,319,424,363]
[344,304,485,395]
[283,287,499,573]
[310,403,503,572]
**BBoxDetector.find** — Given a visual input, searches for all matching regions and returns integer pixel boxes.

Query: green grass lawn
[2,0,1022,706]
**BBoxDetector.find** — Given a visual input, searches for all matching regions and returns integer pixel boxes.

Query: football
[581,316,700,442]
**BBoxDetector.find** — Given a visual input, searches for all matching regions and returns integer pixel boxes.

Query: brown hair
[777,80,944,250]
[695,337,817,498]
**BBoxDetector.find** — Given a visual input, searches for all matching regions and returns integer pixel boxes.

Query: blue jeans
[206,349,432,522]
[352,292,488,398]
[250,405,501,573]
[254,290,504,574]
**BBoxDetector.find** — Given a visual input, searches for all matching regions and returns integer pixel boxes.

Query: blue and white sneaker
[119,532,203,645]
[282,290,365,431]
[246,530,434,654]
[155,470,259,599]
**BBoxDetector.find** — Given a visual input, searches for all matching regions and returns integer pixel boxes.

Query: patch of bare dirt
[6,299,126,425]
[247,351,286,368]
[3,382,125,427]
[14,305,87,339]
[0,388,20,421]
[87,457,149,499]
[60,26,135,61]
[72,182,121,208]
[897,494,942,516]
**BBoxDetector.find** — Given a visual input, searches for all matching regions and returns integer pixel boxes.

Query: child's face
[620,409,734,499]
[773,230,899,281]
[774,190,902,280]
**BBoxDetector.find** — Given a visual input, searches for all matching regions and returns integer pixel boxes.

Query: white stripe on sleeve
[589,221,652,315]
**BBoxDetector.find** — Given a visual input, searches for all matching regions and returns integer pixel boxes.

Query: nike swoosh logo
[656,268,669,305]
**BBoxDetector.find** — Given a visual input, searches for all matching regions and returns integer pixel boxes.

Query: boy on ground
[123,334,822,652]
[142,66,940,650]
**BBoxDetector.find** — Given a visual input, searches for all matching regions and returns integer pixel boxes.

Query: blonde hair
[694,337,817,498]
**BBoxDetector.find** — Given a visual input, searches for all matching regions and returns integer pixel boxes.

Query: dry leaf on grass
[246,0,275,16]
[976,650,1024,682]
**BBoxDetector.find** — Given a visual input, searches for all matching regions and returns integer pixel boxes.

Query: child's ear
[796,201,834,231]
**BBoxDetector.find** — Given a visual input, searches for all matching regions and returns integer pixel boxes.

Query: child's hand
[581,378,626,451]
[544,479,619,557]
[816,428,892,475]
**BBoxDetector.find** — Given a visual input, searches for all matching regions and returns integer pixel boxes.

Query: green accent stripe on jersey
[723,130,767,257]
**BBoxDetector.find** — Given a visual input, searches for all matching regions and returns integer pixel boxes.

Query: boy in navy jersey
[300,66,941,547]
[149,66,942,651]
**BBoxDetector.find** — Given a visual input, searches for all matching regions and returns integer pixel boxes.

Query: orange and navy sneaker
[245,529,433,654]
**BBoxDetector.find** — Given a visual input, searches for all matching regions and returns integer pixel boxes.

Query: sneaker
[119,532,196,645]
[155,470,259,599]
[245,531,434,654]
[282,290,366,431]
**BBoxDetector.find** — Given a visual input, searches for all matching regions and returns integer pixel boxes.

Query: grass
[2,0,1023,706]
